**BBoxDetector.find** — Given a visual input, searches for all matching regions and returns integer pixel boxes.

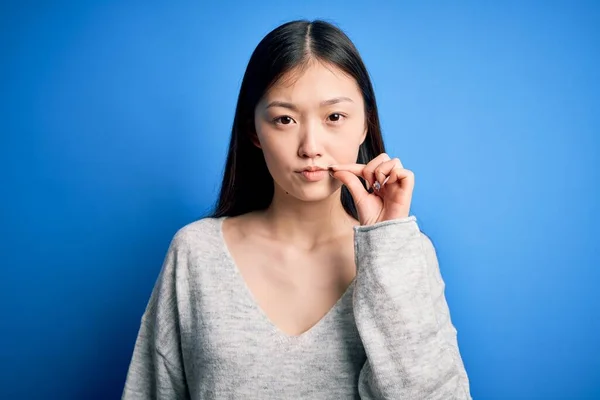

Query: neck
[260,185,358,248]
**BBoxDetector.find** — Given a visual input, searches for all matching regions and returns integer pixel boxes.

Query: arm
[353,216,472,399]
[122,233,190,400]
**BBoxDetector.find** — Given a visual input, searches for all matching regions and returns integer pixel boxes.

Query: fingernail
[373,181,381,191]
[365,180,371,190]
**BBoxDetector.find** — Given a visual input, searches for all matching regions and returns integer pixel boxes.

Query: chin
[291,184,340,202]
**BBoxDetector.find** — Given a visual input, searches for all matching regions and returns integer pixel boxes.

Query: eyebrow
[265,97,354,111]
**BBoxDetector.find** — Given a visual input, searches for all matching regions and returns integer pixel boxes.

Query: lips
[296,166,329,182]
[297,166,328,172]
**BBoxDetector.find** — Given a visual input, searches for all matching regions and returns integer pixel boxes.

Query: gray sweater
[122,216,472,399]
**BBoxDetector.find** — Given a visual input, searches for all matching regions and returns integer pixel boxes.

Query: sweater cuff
[353,216,421,271]
[354,215,419,236]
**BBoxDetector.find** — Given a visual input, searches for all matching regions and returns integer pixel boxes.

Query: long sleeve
[353,216,471,399]
[122,233,191,400]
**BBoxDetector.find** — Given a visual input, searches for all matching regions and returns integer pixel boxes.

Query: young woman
[123,20,472,399]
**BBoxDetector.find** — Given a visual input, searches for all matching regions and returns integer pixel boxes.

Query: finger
[363,153,391,189]
[374,158,402,188]
[329,163,366,176]
[372,176,389,193]
[329,164,372,191]
[386,167,415,186]
[330,170,369,205]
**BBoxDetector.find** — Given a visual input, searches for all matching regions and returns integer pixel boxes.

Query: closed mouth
[298,166,328,172]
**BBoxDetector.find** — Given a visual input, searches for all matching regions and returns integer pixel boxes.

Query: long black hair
[212,20,385,219]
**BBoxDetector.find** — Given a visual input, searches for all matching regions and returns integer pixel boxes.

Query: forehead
[264,61,363,104]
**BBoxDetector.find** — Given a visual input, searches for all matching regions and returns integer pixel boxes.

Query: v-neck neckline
[215,216,356,344]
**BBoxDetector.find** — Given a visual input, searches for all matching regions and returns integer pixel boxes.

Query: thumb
[331,170,369,206]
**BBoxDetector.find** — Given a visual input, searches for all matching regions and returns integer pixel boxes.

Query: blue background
[2,1,599,399]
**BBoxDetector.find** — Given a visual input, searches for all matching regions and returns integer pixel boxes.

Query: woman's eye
[328,113,345,122]
[274,116,295,125]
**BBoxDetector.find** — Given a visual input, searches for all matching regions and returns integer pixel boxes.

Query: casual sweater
[122,215,472,399]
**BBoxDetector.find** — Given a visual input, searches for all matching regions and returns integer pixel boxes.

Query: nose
[297,121,324,159]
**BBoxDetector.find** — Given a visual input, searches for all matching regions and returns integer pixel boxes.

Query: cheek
[330,148,360,164]
[326,135,363,163]
[256,135,290,171]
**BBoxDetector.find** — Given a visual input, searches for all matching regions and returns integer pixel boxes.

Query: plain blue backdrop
[2,1,599,399]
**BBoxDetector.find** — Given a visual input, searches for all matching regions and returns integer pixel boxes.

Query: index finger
[328,163,366,176]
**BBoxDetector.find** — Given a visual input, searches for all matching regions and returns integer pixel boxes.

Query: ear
[250,132,262,149]
[360,125,368,145]
[247,118,262,149]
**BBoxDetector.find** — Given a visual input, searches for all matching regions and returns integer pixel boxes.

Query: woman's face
[254,60,368,202]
